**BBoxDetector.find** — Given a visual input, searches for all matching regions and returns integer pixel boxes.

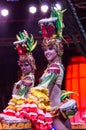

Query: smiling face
[43,45,58,63]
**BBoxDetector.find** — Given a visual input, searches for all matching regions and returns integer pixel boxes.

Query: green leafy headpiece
[13,30,37,55]
[38,6,65,40]
[13,30,37,70]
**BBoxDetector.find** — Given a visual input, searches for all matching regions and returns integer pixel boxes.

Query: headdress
[38,6,65,57]
[13,30,37,71]
[38,6,65,40]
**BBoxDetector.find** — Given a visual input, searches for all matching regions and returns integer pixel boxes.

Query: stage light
[52,126,56,130]
[29,6,37,14]
[1,9,9,16]
[41,5,49,13]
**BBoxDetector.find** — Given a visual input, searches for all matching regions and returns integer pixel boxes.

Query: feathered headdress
[13,30,37,55]
[38,6,65,40]
[13,30,37,70]
[38,6,66,56]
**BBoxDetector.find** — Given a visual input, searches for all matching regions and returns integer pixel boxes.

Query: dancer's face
[43,45,57,63]
[19,61,32,75]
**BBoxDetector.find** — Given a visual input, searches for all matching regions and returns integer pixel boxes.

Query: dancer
[14,7,77,130]
[2,30,37,116]
[17,7,72,130]
[37,7,72,130]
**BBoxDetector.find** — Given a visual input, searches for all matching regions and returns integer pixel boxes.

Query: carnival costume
[2,30,37,117]
[16,6,64,130]
[0,31,37,129]
[0,6,78,130]
[18,7,77,130]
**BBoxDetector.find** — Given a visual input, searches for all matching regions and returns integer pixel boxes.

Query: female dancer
[3,30,37,116]
[18,7,72,130]
[37,7,72,130]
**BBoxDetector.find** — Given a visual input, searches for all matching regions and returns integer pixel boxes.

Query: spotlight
[52,126,56,130]
[1,9,9,16]
[29,6,37,14]
[41,5,49,13]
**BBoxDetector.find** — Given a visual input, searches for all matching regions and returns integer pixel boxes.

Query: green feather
[51,6,64,39]
[60,91,78,102]
[30,41,37,52]
[15,30,37,52]
[16,34,21,41]
[19,32,24,40]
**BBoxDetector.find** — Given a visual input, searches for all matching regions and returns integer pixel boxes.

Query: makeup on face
[19,61,32,75]
[43,45,58,63]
